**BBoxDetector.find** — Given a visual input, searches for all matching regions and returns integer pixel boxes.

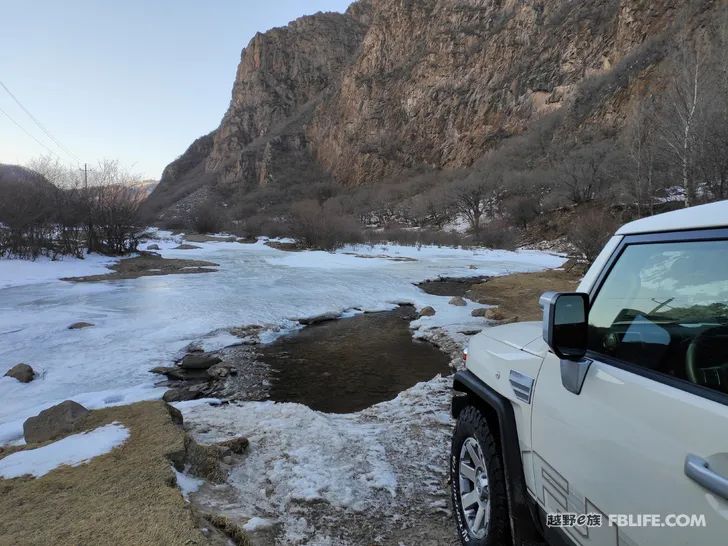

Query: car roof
[616,199,728,235]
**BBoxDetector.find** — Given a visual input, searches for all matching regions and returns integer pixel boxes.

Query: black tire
[451,405,510,546]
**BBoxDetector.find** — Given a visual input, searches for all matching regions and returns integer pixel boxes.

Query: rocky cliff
[146,0,717,219]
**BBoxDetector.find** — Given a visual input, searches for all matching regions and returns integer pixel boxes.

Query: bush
[475,219,519,250]
[567,208,619,263]
[0,161,142,259]
[191,201,226,234]
[289,199,362,250]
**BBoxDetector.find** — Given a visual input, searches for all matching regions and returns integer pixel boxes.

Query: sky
[0,0,353,180]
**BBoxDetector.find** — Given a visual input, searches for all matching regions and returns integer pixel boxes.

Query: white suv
[450,200,728,546]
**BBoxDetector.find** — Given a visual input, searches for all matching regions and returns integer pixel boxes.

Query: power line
[0,80,80,163]
[0,103,64,161]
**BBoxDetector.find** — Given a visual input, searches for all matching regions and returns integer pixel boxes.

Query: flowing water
[260,305,451,413]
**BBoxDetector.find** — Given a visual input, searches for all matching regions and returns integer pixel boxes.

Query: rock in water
[4,363,35,383]
[485,308,506,321]
[147,243,160,250]
[179,353,222,370]
[418,306,436,317]
[448,296,467,306]
[163,388,199,403]
[471,308,489,317]
[174,244,201,250]
[68,321,94,329]
[23,400,90,444]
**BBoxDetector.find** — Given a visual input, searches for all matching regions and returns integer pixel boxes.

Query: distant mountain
[132,179,158,198]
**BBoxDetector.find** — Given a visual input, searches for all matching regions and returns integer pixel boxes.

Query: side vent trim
[509,370,535,404]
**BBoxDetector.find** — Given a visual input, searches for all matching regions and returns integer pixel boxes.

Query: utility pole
[79,163,93,253]
[80,163,88,190]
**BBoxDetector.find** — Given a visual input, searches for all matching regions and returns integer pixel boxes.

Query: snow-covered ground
[0,253,118,290]
[179,377,456,545]
[0,422,129,478]
[0,233,563,447]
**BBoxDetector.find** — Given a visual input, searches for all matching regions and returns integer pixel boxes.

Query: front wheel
[450,405,510,545]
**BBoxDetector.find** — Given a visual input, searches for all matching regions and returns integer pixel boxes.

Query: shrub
[475,219,519,250]
[289,199,362,250]
[567,208,619,263]
[191,201,226,234]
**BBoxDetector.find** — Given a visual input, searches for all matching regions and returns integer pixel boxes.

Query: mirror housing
[540,291,589,361]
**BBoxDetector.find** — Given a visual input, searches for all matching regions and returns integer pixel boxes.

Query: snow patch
[0,422,129,479]
[172,467,204,499]
[0,253,118,290]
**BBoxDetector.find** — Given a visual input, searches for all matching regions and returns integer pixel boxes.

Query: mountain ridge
[145,0,722,226]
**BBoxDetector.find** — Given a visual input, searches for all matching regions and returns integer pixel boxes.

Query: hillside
[145,0,726,237]
[0,163,54,192]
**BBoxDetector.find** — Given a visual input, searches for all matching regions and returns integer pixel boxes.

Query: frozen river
[0,233,564,445]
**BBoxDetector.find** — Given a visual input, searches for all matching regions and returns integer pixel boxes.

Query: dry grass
[0,401,212,546]
[468,264,584,321]
[62,255,219,282]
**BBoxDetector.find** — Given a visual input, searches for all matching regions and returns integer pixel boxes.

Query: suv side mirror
[540,291,589,361]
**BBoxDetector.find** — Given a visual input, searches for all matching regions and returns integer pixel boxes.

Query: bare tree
[453,169,503,234]
[655,44,706,207]
[624,99,659,216]
[555,139,614,205]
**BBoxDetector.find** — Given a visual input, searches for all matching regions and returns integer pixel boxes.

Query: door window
[588,239,728,395]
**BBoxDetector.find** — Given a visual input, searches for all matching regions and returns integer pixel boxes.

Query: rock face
[148,0,709,217]
[4,363,35,383]
[23,400,90,444]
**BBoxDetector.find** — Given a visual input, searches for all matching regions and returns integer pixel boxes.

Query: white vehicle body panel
[532,351,728,546]
[462,200,728,546]
[616,199,728,235]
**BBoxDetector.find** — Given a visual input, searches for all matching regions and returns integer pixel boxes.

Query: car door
[531,230,728,546]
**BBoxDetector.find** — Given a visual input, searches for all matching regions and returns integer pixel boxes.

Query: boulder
[448,296,467,306]
[163,388,200,403]
[174,244,201,250]
[485,308,506,321]
[4,363,35,383]
[471,308,489,317]
[418,306,436,317]
[68,321,94,330]
[207,362,235,380]
[184,343,205,354]
[23,400,89,444]
[218,436,249,454]
[179,353,222,370]
[147,243,160,250]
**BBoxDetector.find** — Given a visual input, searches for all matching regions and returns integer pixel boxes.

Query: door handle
[685,454,728,500]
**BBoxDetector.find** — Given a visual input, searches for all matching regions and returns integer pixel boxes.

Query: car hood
[479,321,548,357]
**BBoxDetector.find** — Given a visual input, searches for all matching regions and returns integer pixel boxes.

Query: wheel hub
[458,437,490,539]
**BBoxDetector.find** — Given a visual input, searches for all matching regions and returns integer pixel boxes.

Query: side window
[588,239,728,396]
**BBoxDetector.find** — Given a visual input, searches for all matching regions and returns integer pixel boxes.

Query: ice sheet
[0,237,564,445]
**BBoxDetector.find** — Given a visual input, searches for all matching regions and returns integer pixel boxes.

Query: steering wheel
[686,325,728,393]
